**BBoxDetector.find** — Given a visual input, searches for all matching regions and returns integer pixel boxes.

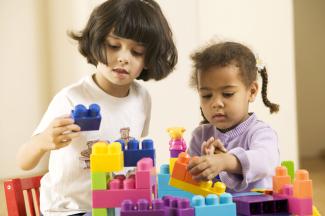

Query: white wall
[0,0,298,180]
[294,0,325,158]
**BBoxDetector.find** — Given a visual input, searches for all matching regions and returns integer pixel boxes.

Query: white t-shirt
[34,74,151,216]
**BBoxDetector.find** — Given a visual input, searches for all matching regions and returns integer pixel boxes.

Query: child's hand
[41,115,81,151]
[187,154,226,181]
[201,137,227,155]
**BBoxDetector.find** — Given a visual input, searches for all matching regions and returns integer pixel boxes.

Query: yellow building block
[90,141,124,172]
[169,158,177,173]
[169,177,226,197]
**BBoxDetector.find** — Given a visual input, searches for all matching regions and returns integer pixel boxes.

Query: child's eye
[201,94,212,99]
[131,50,145,56]
[223,92,234,98]
[106,43,119,49]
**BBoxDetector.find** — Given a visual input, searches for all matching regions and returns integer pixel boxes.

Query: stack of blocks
[169,152,226,197]
[72,103,101,131]
[90,141,157,216]
[273,166,313,215]
[167,127,187,173]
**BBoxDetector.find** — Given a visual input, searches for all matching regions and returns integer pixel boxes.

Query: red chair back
[4,176,42,216]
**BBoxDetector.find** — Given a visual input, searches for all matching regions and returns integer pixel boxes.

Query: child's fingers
[212,139,227,153]
[54,132,81,146]
[52,117,75,128]
[188,160,209,176]
[52,124,81,136]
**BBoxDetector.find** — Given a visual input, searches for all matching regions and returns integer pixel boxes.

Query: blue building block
[122,139,155,167]
[71,104,101,131]
[158,164,194,200]
[192,193,236,216]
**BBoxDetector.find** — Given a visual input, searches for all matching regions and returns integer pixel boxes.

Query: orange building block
[272,166,291,194]
[171,152,190,180]
[293,169,313,198]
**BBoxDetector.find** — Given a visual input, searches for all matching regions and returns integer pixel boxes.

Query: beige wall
[1,0,298,213]
[294,0,325,158]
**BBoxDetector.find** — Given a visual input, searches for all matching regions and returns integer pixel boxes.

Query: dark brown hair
[69,0,177,81]
[190,41,279,123]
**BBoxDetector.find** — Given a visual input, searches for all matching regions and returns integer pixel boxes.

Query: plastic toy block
[92,189,152,208]
[293,169,313,198]
[281,160,295,183]
[169,177,226,197]
[123,139,156,167]
[290,197,313,215]
[192,193,236,216]
[90,142,124,172]
[72,103,101,131]
[135,157,154,189]
[92,208,108,216]
[162,195,195,216]
[233,195,288,216]
[171,152,190,180]
[92,172,109,190]
[120,199,165,216]
[158,190,194,200]
[273,166,291,194]
[167,127,187,155]
[169,158,177,173]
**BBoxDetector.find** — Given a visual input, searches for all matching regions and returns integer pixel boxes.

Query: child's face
[96,32,146,87]
[198,65,258,130]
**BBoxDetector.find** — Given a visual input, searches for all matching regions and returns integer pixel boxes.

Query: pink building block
[135,158,154,189]
[92,189,152,208]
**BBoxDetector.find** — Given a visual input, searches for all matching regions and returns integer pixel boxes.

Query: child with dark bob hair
[187,41,280,193]
[17,0,177,215]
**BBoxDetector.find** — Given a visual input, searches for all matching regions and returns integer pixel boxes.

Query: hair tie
[139,0,154,8]
[255,54,265,72]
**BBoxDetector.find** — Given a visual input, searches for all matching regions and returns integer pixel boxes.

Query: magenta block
[120,199,165,216]
[92,189,152,208]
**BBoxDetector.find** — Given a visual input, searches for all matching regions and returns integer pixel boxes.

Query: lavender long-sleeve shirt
[188,113,280,192]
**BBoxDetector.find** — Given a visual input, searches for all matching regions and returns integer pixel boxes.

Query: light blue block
[192,193,236,216]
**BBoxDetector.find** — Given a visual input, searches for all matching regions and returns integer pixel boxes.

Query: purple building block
[233,195,288,216]
[162,195,195,216]
[71,103,101,131]
[121,199,165,216]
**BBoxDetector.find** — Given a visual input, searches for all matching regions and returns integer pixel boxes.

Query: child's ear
[248,81,258,102]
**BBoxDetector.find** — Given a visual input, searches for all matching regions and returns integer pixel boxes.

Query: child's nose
[117,51,130,64]
[212,97,224,108]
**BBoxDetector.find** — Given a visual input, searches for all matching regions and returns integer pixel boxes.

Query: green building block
[91,172,109,190]
[281,160,295,183]
[92,208,108,216]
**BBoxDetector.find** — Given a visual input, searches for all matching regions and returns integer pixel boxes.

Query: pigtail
[258,67,280,114]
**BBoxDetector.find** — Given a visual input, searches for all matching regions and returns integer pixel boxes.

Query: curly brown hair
[69,0,177,81]
[190,42,279,123]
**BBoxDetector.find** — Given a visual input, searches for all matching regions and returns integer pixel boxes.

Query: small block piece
[273,166,291,194]
[169,158,177,173]
[90,142,124,172]
[72,103,101,131]
[124,139,155,167]
[293,169,313,198]
[171,152,190,180]
[136,158,154,189]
